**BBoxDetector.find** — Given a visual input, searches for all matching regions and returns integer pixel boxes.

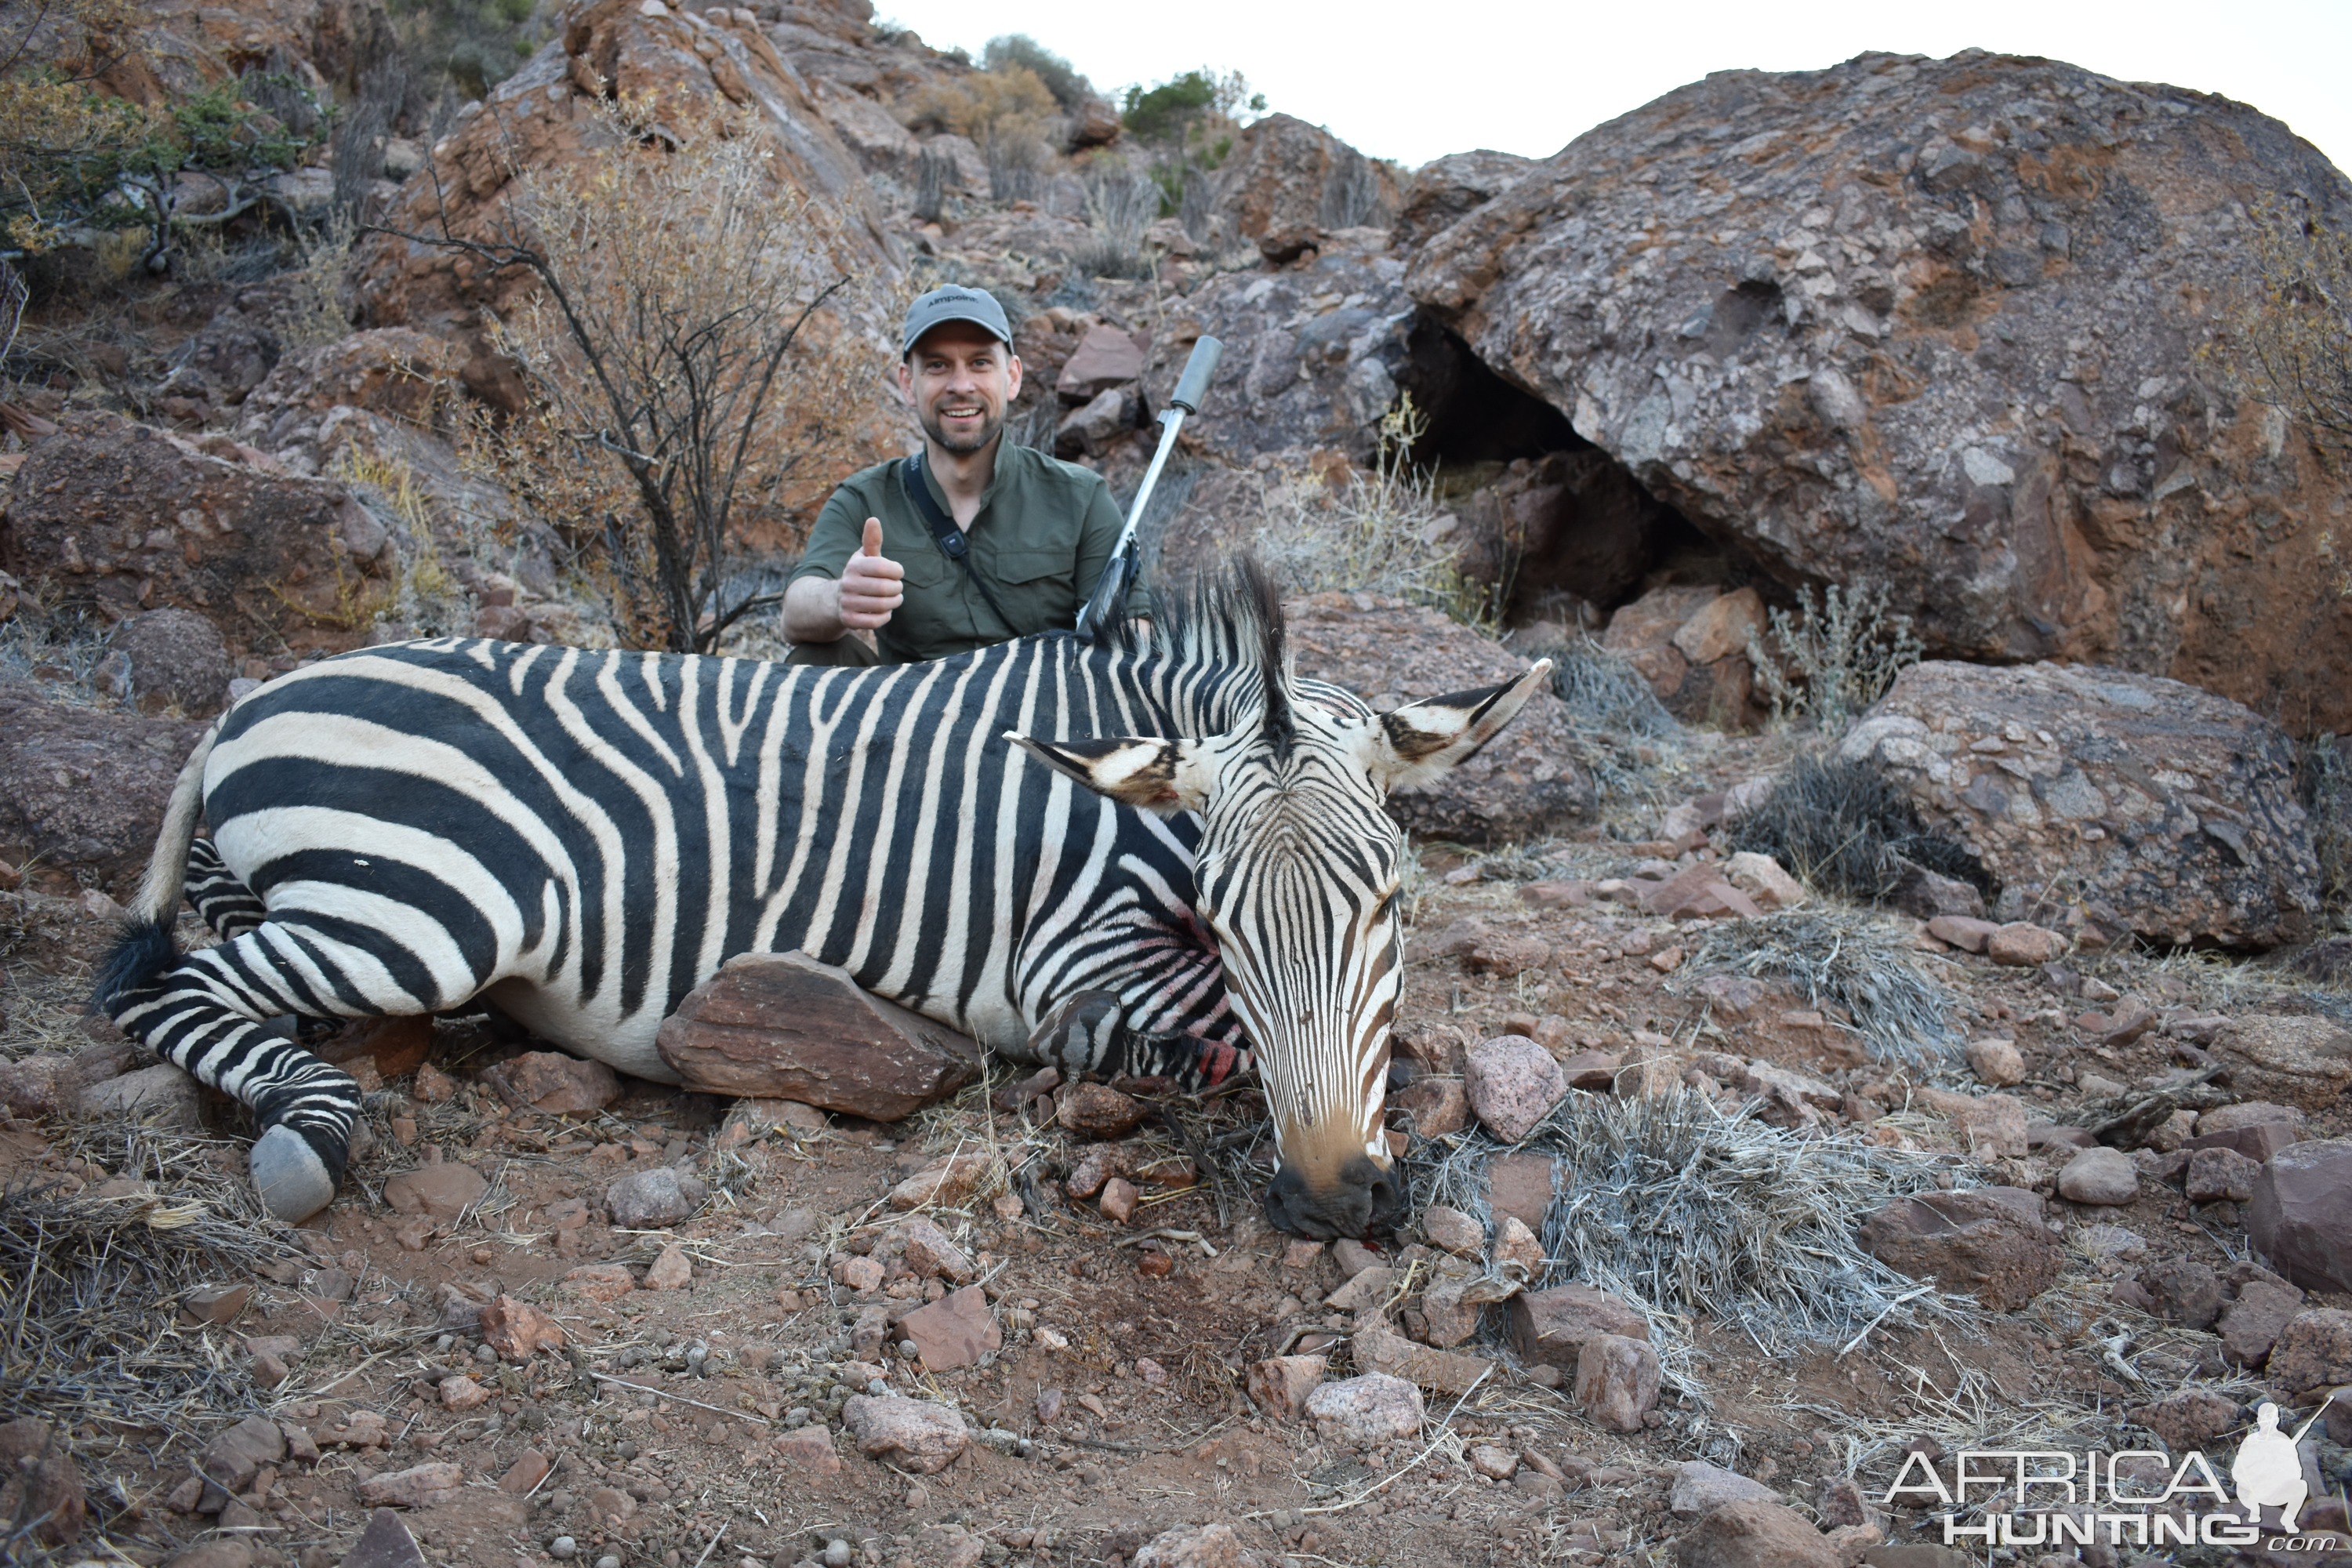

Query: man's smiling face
[900,321,1023,456]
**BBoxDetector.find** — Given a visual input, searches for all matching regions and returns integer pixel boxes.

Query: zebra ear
[1004,732,1212,814]
[1366,659,1554,793]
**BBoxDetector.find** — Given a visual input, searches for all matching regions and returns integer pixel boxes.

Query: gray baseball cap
[900,285,1013,357]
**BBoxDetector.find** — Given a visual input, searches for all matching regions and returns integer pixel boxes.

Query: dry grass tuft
[1685,908,1964,1068]
[1406,1087,1973,1391]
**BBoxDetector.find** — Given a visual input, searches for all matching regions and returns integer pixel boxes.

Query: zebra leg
[1025,991,1251,1093]
[184,835,268,940]
[94,921,365,1223]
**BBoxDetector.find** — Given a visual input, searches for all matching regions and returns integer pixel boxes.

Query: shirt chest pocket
[898,536,955,591]
[990,546,1075,588]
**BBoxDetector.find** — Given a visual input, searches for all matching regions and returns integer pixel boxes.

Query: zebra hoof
[250,1125,337,1223]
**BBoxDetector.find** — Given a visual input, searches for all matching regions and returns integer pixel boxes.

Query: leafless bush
[379,96,890,653]
[1744,581,1923,732]
[1254,394,1498,631]
[913,146,948,224]
[2304,735,2352,925]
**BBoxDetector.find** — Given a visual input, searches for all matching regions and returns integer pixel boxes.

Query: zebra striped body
[100,570,1550,1236]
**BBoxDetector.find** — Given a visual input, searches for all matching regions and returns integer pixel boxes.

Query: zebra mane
[1134,557,1296,751]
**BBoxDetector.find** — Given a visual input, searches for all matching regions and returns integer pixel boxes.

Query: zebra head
[1009,581,1553,1238]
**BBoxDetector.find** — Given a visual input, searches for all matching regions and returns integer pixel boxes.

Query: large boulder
[1210,113,1401,263]
[0,416,397,654]
[1407,50,2352,733]
[1279,594,1593,844]
[349,0,891,338]
[0,684,209,898]
[2249,1138,2352,1294]
[1840,661,2318,947]
[1392,151,1536,252]
[102,609,234,717]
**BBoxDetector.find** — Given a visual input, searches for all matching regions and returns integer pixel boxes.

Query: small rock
[643,1243,692,1290]
[1468,1443,1519,1480]
[1722,851,1806,909]
[715,1097,827,1148]
[2248,1137,2352,1294]
[1670,1459,1785,1516]
[1331,1239,1381,1276]
[78,1062,203,1131]
[1964,1038,2025,1087]
[832,1254,884,1293]
[340,1509,426,1568]
[891,1215,975,1285]
[411,1063,456,1102]
[2139,1258,2223,1330]
[383,1162,488,1219]
[1097,1175,1138,1224]
[2266,1308,2352,1395]
[2138,1388,2239,1450]
[179,1283,252,1327]
[1467,933,1553,977]
[771,1425,841,1475]
[1857,1190,2061,1310]
[499,1051,619,1115]
[1057,1081,1148,1139]
[1390,1075,1470,1137]
[2219,1279,2307,1367]
[562,1263,636,1301]
[1513,1469,1566,1502]
[1924,915,1999,953]
[840,1395,968,1474]
[1131,1523,1262,1568]
[896,1285,1001,1371]
[1985,923,2067,967]
[1421,1204,1484,1257]
[1323,1266,1396,1314]
[1304,1372,1423,1443]
[479,1295,564,1359]
[1245,1354,1327,1420]
[439,1374,490,1411]
[1671,1499,1838,1568]
[2056,1146,2138,1205]
[357,1462,464,1509]
[1492,1214,1543,1279]
[1510,1283,1649,1369]
[1911,1087,2029,1156]
[201,1416,285,1493]
[2184,1145,2261,1204]
[604,1167,706,1229]
[1520,880,1593,909]
[1465,1036,1567,1142]
[498,1449,550,1494]
[1351,1324,1492,1394]
[1573,1334,1660,1432]
[888,1151,993,1210]
[1282,1238,1324,1269]
[2208,1015,2352,1112]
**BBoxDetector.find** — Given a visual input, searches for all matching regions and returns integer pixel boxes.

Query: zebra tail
[93,719,223,1014]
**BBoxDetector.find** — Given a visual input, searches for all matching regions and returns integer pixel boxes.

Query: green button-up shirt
[789,443,1148,665]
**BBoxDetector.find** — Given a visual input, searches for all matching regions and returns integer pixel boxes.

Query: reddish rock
[439,1374,490,1411]
[2265,1309,2352,1396]
[1855,1190,2063,1310]
[200,1416,285,1494]
[0,415,397,655]
[771,1425,841,1475]
[1465,1036,1566,1142]
[2138,1388,2240,1450]
[2219,1279,2307,1367]
[890,1152,994,1210]
[1639,864,1765,922]
[561,1263,636,1302]
[1670,1499,1839,1568]
[0,1421,85,1547]
[2249,1138,2352,1294]
[1574,1334,1661,1432]
[1131,1523,1264,1568]
[1511,1283,1649,1370]
[1911,1087,2029,1158]
[2183,1122,2301,1164]
[478,1295,564,1359]
[1245,1354,1327,1420]
[2210,1017,2352,1112]
[497,1449,550,1494]
[1467,933,1554,978]
[891,1216,975,1285]
[1420,1205,1484,1258]
[841,1395,968,1474]
[2139,1259,2223,1330]
[1351,1325,1490,1396]
[1963,1039,2026,1087]
[383,1163,487,1219]
[1096,1175,1139,1225]
[339,1509,426,1568]
[1210,112,1399,263]
[832,1254,884,1294]
[1985,923,2067,967]
[1926,916,1999,953]
[495,1051,619,1115]
[655,952,980,1119]
[1671,1460,1785,1517]
[357,1462,463,1509]
[1057,1082,1147,1140]
[643,1243,692,1290]
[2056,1146,2139,1205]
[604,1167,706,1229]
[1391,1076,1469,1138]
[716,1096,828,1147]
[1521,880,1593,909]
[0,685,211,900]
[1054,325,1145,401]
[1305,1372,1423,1443]
[1485,1152,1557,1232]
[316,1016,435,1082]
[896,1285,1000,1372]
[2184,1145,2262,1204]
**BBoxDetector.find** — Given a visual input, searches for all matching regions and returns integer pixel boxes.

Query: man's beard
[921,401,1004,455]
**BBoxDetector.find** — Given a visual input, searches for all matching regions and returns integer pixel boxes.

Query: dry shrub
[1067,158,1159,280]
[1744,581,1922,732]
[1254,394,1498,630]
[1723,750,1988,912]
[421,96,893,652]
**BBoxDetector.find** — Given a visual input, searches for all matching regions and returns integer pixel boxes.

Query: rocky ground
[3,705,2347,1568]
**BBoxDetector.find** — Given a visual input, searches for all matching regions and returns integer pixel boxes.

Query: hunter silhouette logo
[1878,1390,2346,1553]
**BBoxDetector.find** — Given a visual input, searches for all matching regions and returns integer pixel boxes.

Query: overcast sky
[876,0,2352,177]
